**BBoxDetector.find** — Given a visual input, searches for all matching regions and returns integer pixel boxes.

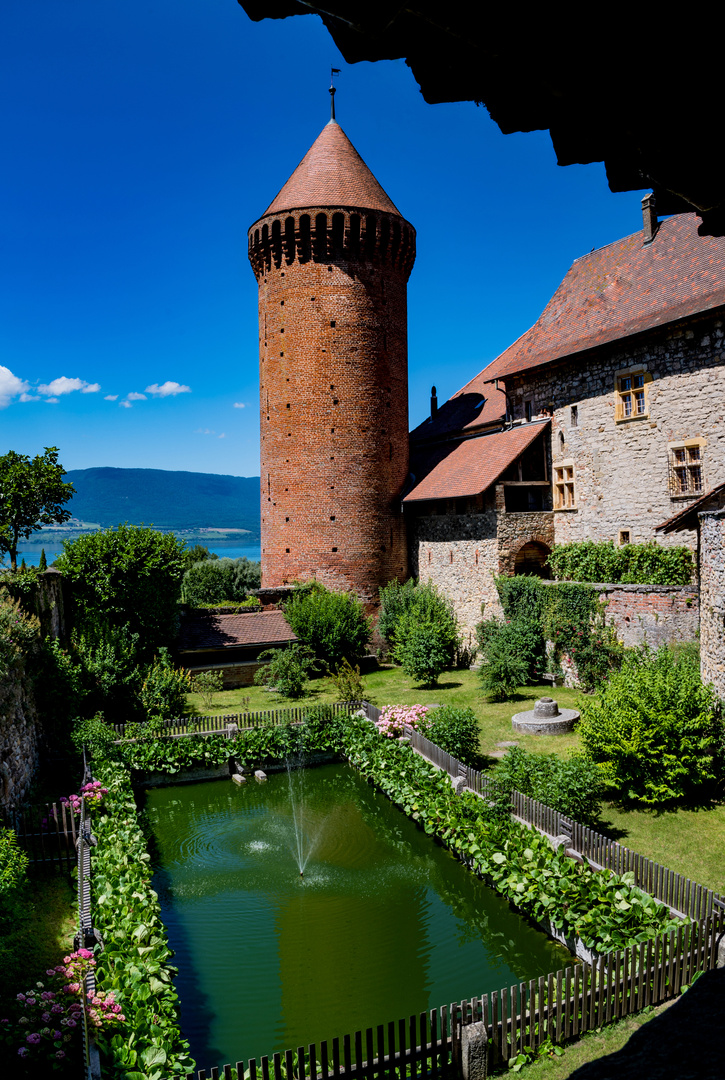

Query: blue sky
[1,0,642,478]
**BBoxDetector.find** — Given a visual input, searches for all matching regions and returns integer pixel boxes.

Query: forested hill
[64,468,261,534]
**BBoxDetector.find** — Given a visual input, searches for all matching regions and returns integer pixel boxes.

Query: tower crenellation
[248,116,416,605]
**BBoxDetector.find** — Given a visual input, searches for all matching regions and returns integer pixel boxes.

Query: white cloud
[0,366,29,408]
[19,392,40,403]
[145,381,191,397]
[119,400,133,409]
[233,402,246,409]
[126,392,147,402]
[44,397,60,404]
[218,432,226,439]
[195,428,215,435]
[104,394,118,401]
[38,375,100,396]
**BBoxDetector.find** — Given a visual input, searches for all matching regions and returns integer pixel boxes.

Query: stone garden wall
[409,509,501,638]
[699,510,725,699]
[593,582,699,648]
[0,674,40,814]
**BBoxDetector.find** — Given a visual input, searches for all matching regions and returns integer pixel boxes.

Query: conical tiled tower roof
[262,119,402,217]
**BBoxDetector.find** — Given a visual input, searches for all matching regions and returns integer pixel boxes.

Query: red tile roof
[262,120,402,218]
[461,214,725,387]
[178,610,298,652]
[655,482,725,533]
[404,420,549,502]
[410,385,507,442]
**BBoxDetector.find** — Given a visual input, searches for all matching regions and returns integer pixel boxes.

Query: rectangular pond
[142,763,572,1068]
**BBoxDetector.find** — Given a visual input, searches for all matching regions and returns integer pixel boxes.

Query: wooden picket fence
[406,725,723,922]
[111,702,364,740]
[191,914,724,1080]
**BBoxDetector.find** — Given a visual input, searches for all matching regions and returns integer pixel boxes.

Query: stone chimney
[642,193,659,244]
[430,385,438,418]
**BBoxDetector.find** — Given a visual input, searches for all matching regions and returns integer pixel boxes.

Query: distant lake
[14,539,261,568]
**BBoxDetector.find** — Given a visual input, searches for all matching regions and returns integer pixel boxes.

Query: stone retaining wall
[699,510,725,699]
[0,676,40,813]
[592,582,699,648]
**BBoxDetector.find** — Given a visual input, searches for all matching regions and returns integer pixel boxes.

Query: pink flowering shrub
[43,782,109,829]
[0,949,125,1072]
[375,704,430,738]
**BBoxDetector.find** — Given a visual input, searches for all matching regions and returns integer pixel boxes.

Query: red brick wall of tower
[248,207,416,606]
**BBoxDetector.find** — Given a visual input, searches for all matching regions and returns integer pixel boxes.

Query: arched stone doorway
[514,541,552,578]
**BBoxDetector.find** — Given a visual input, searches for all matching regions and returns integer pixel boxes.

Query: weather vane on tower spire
[329,66,340,121]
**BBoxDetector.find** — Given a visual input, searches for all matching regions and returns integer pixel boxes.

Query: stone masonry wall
[506,309,725,550]
[0,674,39,814]
[592,583,699,648]
[497,510,555,575]
[410,510,501,639]
[700,510,725,698]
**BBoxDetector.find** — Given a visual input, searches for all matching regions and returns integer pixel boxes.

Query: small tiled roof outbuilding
[459,213,725,388]
[261,119,402,217]
[178,610,298,653]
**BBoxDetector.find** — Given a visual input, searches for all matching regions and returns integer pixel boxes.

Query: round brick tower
[248,116,416,605]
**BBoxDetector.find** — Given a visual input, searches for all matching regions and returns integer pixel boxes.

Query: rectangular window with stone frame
[615,369,651,421]
[553,461,576,510]
[668,441,704,497]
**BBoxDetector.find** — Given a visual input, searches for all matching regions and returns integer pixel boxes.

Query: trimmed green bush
[546,540,694,585]
[283,583,371,668]
[420,705,480,765]
[253,644,317,699]
[578,646,721,805]
[491,746,603,825]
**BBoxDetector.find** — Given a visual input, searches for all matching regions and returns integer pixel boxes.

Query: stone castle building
[248,113,415,605]
[250,117,725,642]
[404,204,725,634]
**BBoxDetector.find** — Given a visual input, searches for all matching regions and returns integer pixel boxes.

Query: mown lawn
[185,665,584,757]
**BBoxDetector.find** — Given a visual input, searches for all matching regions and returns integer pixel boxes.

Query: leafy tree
[377,578,420,648]
[191,669,224,710]
[283,583,371,668]
[139,650,192,721]
[578,646,721,805]
[476,617,544,685]
[57,525,186,655]
[181,544,218,571]
[254,644,317,699]
[0,447,74,570]
[327,657,369,703]
[386,581,460,685]
[181,556,260,607]
[38,548,47,571]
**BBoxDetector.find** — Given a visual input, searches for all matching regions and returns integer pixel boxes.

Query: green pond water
[142,764,571,1069]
